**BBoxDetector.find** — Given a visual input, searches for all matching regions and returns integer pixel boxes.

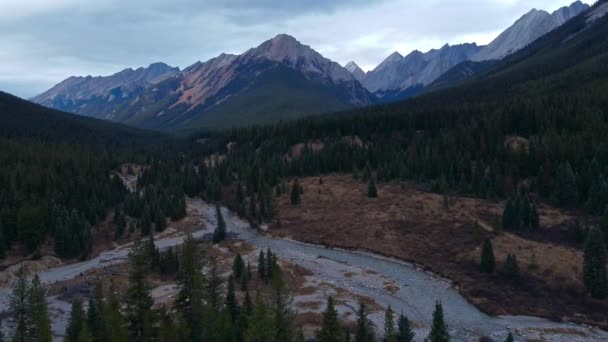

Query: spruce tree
[125,242,154,341]
[9,267,29,342]
[504,253,520,282]
[158,305,176,342]
[258,250,266,280]
[271,265,295,342]
[245,294,274,341]
[480,238,495,273]
[27,274,52,342]
[505,332,514,342]
[291,179,301,205]
[367,179,378,198]
[213,204,227,244]
[317,296,343,342]
[384,305,396,342]
[396,313,415,342]
[207,260,223,314]
[233,253,245,279]
[103,281,128,342]
[355,301,374,342]
[226,275,239,323]
[65,299,85,342]
[78,325,94,342]
[583,229,608,299]
[86,294,104,342]
[175,234,206,341]
[427,301,450,342]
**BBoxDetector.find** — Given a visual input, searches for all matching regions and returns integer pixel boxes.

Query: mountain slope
[0,91,165,147]
[344,61,366,81]
[362,43,482,101]
[472,1,589,61]
[33,35,375,131]
[31,63,179,120]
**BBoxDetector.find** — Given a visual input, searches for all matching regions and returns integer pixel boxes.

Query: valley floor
[0,196,606,341]
[272,175,608,330]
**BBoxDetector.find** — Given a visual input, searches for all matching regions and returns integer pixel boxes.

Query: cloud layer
[0,0,591,97]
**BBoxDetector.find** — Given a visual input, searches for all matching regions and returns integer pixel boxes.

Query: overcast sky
[0,0,592,98]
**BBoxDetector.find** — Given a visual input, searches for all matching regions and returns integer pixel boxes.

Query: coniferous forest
[1,2,608,341]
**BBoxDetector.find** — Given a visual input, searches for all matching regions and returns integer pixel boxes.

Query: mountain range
[31,1,591,131]
[350,0,589,102]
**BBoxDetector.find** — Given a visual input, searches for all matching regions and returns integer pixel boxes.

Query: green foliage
[10,269,51,342]
[125,242,155,341]
[103,282,128,342]
[504,253,520,282]
[502,195,539,232]
[583,229,608,299]
[176,234,206,341]
[480,238,495,273]
[213,205,227,244]
[355,301,374,342]
[397,313,415,342]
[65,299,85,342]
[317,296,343,342]
[427,301,450,342]
[383,305,396,342]
[505,332,514,342]
[291,179,301,205]
[233,253,246,279]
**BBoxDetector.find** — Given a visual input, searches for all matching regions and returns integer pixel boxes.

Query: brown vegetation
[272,175,608,328]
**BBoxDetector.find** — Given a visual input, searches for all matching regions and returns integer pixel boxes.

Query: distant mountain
[32,63,180,119]
[472,1,589,61]
[344,61,366,81]
[361,43,482,101]
[33,35,374,131]
[353,1,589,103]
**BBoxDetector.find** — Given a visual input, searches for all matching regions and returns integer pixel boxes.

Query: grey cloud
[0,0,591,97]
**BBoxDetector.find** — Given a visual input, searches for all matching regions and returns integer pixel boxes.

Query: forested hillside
[193,6,608,219]
[0,92,182,259]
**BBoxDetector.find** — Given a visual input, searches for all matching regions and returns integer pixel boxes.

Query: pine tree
[427,301,450,342]
[480,238,495,273]
[266,248,275,280]
[367,179,378,198]
[271,265,295,342]
[213,204,226,244]
[27,274,52,342]
[529,204,540,231]
[86,294,104,342]
[245,294,274,342]
[384,305,396,342]
[226,275,239,323]
[103,282,128,342]
[396,313,415,342]
[504,253,520,282]
[125,242,154,341]
[207,260,223,314]
[505,332,514,342]
[291,179,301,205]
[583,229,608,299]
[258,250,266,280]
[65,299,85,342]
[158,305,176,342]
[176,234,206,341]
[233,253,245,279]
[9,267,29,342]
[78,324,94,342]
[355,301,374,342]
[317,296,343,342]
